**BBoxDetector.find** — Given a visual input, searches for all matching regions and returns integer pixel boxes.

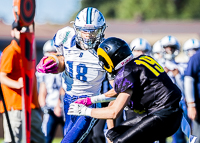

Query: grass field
[0,138,62,143]
[52,138,62,143]
[0,137,173,143]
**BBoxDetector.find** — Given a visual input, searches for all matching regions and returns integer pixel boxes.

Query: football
[44,55,58,65]
[42,53,65,73]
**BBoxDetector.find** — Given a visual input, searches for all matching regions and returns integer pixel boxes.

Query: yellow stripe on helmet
[97,48,114,73]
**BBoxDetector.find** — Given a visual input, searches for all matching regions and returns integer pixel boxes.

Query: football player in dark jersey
[68,37,183,143]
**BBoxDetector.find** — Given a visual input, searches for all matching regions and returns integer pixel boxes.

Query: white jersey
[53,26,106,97]
[36,72,62,109]
[164,60,185,93]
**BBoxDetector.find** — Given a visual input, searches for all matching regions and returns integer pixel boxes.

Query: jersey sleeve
[184,56,197,77]
[114,66,135,93]
[53,26,75,55]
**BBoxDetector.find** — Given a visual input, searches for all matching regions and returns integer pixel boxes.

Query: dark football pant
[106,106,183,143]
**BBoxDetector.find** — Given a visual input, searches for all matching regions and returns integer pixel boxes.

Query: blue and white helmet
[183,38,200,57]
[43,39,57,56]
[160,35,180,60]
[74,7,106,49]
[130,38,151,54]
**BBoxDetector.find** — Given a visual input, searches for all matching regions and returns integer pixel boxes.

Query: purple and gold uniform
[107,55,183,143]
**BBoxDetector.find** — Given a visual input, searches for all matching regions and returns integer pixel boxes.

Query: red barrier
[20,32,36,143]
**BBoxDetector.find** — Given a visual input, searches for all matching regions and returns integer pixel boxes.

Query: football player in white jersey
[36,40,65,143]
[160,35,184,90]
[183,38,200,142]
[36,7,116,143]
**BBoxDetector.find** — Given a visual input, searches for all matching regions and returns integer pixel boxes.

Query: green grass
[0,137,174,143]
[52,138,62,143]
[0,138,62,143]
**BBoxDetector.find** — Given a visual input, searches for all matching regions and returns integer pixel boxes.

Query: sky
[0,0,81,25]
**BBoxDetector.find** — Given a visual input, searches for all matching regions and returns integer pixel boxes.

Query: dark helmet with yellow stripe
[97,37,134,73]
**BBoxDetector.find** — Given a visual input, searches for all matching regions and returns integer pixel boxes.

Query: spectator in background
[160,35,188,143]
[0,21,45,143]
[37,39,65,143]
[184,38,200,143]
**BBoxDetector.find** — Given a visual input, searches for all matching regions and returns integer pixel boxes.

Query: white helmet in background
[74,7,106,50]
[160,35,180,60]
[43,39,57,56]
[183,38,200,57]
[152,40,164,53]
[130,38,151,57]
[152,40,164,60]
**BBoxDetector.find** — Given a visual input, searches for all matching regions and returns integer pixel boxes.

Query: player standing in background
[183,38,200,61]
[183,38,200,143]
[129,38,151,57]
[36,7,116,143]
[68,37,183,143]
[152,40,165,67]
[160,35,188,143]
[36,39,65,143]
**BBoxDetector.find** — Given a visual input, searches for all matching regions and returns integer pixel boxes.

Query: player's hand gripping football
[74,97,93,106]
[67,103,92,116]
[36,56,58,73]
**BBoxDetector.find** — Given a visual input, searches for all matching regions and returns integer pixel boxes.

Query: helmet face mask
[74,7,106,50]
[98,55,113,73]
[160,35,180,61]
[185,49,198,57]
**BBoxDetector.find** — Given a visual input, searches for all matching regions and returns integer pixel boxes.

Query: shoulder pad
[54,26,75,47]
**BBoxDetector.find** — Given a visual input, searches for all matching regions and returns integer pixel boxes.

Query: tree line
[79,0,200,21]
